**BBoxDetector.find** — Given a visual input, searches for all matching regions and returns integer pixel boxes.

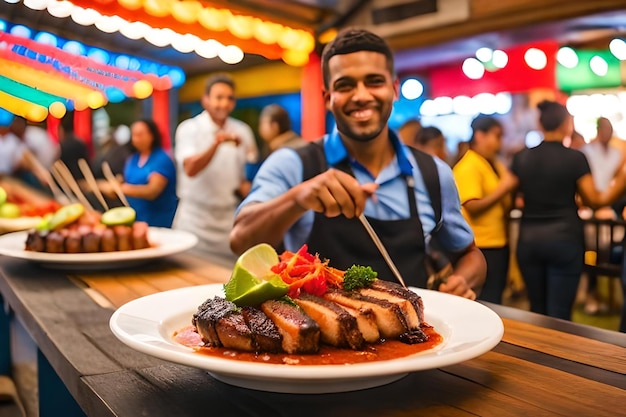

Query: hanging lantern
[48,101,67,118]
[133,80,153,99]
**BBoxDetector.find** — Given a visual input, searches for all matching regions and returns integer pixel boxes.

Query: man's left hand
[438,274,476,300]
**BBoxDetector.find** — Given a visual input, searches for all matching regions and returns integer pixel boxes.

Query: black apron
[295,141,440,288]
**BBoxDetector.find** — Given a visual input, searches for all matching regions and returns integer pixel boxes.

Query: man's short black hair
[205,73,235,95]
[537,100,569,132]
[470,115,501,143]
[321,28,395,89]
[415,126,443,146]
[260,104,291,135]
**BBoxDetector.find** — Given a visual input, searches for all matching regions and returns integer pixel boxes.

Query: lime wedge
[48,203,85,230]
[230,274,289,307]
[224,266,260,301]
[101,207,136,226]
[224,243,283,305]
[36,213,53,231]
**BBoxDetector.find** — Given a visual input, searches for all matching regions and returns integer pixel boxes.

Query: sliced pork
[241,306,283,353]
[192,296,237,347]
[323,289,408,339]
[294,293,364,349]
[261,300,320,354]
[339,304,380,343]
[215,312,256,351]
[369,280,425,324]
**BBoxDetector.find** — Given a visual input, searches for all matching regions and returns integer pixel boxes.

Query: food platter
[109,284,504,394]
[0,227,198,270]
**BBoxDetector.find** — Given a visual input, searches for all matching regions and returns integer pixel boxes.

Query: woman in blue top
[108,119,178,227]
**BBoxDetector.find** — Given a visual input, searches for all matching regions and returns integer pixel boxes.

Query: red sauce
[173,325,443,365]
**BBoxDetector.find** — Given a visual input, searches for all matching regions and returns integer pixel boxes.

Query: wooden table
[0,251,624,417]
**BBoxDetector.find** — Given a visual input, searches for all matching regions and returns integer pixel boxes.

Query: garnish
[342,265,378,291]
[271,244,344,298]
[223,243,289,307]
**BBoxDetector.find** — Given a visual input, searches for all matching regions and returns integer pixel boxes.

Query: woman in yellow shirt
[453,116,518,303]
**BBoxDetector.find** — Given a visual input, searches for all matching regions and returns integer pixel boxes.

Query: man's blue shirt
[238,129,474,253]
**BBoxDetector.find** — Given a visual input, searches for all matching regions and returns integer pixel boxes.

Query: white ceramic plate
[0,227,198,270]
[110,284,504,394]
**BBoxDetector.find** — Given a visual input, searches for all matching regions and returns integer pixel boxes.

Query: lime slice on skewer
[48,203,85,230]
[101,207,136,226]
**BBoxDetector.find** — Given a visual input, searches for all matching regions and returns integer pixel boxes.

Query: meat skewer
[101,162,130,207]
[50,165,79,205]
[78,158,109,211]
[52,160,94,211]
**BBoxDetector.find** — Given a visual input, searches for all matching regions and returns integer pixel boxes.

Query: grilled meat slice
[338,304,380,343]
[25,229,46,252]
[369,280,425,324]
[65,228,82,253]
[261,300,320,354]
[113,225,132,251]
[82,226,102,253]
[100,227,117,252]
[358,287,421,331]
[323,289,408,339]
[241,306,282,353]
[215,311,256,352]
[45,230,66,253]
[132,221,150,249]
[294,293,364,349]
[192,296,239,347]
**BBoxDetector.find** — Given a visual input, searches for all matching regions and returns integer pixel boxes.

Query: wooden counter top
[0,252,624,417]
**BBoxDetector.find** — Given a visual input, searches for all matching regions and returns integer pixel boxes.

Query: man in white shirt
[10,116,59,170]
[1,116,49,187]
[173,73,258,265]
[581,117,622,192]
[580,117,623,314]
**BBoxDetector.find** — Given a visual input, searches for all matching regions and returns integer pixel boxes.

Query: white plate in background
[0,227,198,270]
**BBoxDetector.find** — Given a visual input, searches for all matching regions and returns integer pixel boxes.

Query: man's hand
[292,168,377,218]
[438,274,477,300]
[216,131,241,146]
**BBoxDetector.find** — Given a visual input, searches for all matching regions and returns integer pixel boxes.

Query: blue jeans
[517,240,583,320]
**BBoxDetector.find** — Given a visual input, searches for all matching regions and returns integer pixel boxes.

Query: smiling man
[230,29,485,298]
[173,73,258,264]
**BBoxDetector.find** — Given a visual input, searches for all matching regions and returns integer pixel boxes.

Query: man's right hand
[292,168,377,218]
[216,131,241,146]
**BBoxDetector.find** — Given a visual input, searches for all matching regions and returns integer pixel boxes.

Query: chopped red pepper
[271,245,344,298]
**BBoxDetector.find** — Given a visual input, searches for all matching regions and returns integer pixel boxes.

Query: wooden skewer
[46,173,72,206]
[52,160,95,211]
[101,162,130,207]
[50,165,79,205]
[23,152,71,205]
[78,158,109,211]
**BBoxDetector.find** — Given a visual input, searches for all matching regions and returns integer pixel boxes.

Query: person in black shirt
[58,112,89,181]
[511,100,626,320]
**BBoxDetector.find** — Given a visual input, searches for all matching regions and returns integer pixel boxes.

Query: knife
[358,213,408,289]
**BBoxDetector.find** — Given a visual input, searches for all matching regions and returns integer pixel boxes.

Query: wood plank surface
[3,252,625,417]
[71,253,231,309]
[502,318,626,374]
[82,363,570,417]
[442,350,626,416]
